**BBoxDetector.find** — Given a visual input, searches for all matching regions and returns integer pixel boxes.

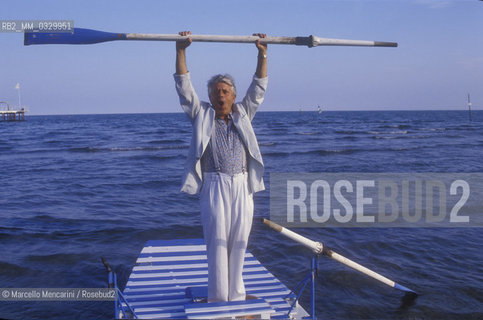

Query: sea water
[0,111,482,319]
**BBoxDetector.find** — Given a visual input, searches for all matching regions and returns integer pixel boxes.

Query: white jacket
[174,72,268,195]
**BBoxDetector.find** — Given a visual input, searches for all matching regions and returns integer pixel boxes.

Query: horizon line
[23,109,481,117]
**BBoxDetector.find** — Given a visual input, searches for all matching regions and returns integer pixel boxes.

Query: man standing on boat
[174,31,268,302]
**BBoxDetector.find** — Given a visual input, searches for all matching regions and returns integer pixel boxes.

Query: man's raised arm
[176,31,192,75]
[253,33,268,78]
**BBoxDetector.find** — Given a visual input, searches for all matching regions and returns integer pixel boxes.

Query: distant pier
[1,109,26,121]
[0,102,26,122]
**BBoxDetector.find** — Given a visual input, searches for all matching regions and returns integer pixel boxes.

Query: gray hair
[207,74,237,97]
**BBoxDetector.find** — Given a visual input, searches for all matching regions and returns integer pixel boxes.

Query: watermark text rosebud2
[270,173,482,227]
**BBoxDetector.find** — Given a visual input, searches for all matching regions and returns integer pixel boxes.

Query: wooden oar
[262,218,417,300]
[24,27,398,47]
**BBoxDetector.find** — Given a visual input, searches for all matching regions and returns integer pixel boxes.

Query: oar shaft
[326,248,416,294]
[126,33,298,45]
[324,249,395,288]
[262,219,416,294]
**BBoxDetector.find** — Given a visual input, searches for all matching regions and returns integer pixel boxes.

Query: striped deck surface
[121,238,309,319]
[184,298,274,319]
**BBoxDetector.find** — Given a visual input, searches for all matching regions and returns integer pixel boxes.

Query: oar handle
[262,218,323,254]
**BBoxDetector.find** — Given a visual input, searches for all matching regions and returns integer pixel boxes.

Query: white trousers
[200,172,254,302]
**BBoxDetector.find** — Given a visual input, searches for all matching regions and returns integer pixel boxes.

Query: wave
[0,145,13,152]
[264,148,362,157]
[259,142,277,146]
[264,144,431,157]
[418,127,446,132]
[147,139,186,145]
[335,130,374,135]
[127,154,185,161]
[368,130,408,135]
[15,148,65,155]
[448,126,481,131]
[304,149,363,156]
[44,139,66,144]
[377,124,411,129]
[31,214,122,225]
[263,151,290,157]
[24,252,93,265]
[335,129,409,135]
[12,145,189,155]
[336,136,359,141]
[0,226,23,232]
[68,145,188,153]
[295,132,319,135]
[1,225,142,243]
[371,135,408,140]
[0,261,34,276]
[0,227,25,240]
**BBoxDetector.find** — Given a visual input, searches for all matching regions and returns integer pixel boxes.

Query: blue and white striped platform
[121,238,309,319]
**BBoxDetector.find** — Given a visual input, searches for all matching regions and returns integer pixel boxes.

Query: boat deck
[121,238,309,319]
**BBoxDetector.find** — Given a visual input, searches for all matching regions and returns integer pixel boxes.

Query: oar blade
[24,28,126,45]
[394,282,417,294]
[400,291,418,308]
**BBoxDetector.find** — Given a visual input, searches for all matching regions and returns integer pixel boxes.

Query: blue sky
[1,0,482,115]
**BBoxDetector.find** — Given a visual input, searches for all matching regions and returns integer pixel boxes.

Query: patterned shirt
[201,114,247,175]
